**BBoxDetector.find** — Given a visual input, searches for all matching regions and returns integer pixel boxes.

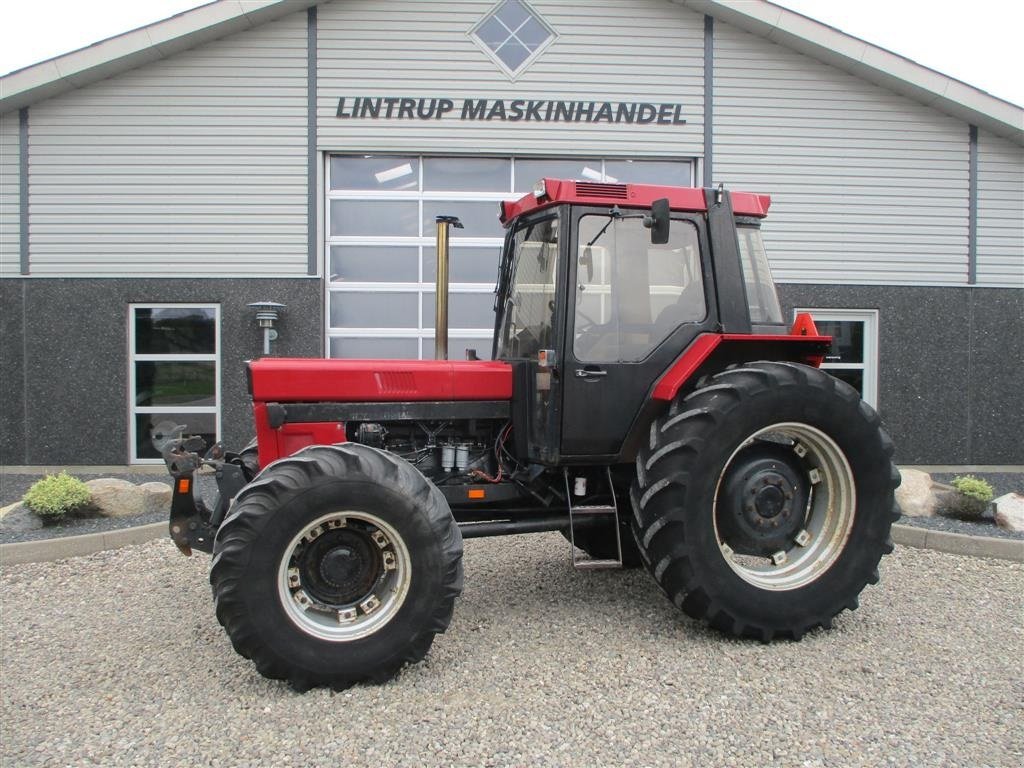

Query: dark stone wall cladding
[2,280,1020,466]
[777,284,1023,465]
[0,279,322,466]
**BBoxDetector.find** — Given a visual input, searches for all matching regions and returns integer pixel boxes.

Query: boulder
[895,468,938,517]
[932,483,988,521]
[993,493,1024,533]
[0,504,45,533]
[139,482,173,515]
[85,478,147,518]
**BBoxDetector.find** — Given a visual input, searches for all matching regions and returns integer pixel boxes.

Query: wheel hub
[718,443,809,555]
[300,528,382,607]
[754,482,786,519]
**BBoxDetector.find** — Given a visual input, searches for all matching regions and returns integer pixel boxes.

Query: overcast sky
[1,0,1021,107]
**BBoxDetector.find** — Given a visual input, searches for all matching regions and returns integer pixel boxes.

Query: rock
[85,478,147,518]
[934,487,989,521]
[0,505,45,533]
[993,493,1024,533]
[895,469,938,517]
[139,482,172,515]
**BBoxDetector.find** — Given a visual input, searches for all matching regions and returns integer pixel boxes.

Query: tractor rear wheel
[210,443,463,690]
[631,362,899,641]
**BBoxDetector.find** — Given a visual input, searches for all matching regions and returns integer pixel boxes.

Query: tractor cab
[492,178,786,464]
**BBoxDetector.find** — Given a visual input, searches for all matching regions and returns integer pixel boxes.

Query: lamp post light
[247,301,286,355]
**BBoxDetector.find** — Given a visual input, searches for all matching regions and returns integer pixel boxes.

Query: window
[326,155,692,361]
[470,0,557,77]
[130,305,219,463]
[574,216,703,362]
[497,214,560,359]
[737,224,783,325]
[795,309,879,407]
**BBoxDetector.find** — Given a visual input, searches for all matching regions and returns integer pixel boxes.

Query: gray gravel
[2,535,1022,767]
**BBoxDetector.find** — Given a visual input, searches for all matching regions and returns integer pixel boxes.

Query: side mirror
[645,198,670,244]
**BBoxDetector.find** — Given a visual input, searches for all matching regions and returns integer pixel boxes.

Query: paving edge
[0,522,167,566]
[1,519,1021,567]
[892,523,1024,562]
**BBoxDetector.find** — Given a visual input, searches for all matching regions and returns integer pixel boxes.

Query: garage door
[326,155,693,359]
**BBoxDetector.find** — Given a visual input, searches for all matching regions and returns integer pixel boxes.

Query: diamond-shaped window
[471,0,557,78]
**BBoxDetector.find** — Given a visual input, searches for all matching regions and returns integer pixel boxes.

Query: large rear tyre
[210,443,463,690]
[631,362,899,641]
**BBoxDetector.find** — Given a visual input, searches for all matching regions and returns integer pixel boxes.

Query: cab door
[559,208,717,459]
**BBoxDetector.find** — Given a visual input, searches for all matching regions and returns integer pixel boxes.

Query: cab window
[574,216,703,362]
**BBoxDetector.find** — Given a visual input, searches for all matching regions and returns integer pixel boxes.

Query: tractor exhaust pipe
[434,215,463,360]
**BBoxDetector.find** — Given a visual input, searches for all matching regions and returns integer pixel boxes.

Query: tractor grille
[373,371,417,395]
[575,181,629,199]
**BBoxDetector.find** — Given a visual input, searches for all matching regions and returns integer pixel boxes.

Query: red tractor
[164,179,899,691]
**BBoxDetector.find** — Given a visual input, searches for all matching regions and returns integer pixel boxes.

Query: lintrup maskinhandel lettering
[336,97,686,125]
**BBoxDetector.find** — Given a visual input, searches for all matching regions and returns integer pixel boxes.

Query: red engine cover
[249,358,514,403]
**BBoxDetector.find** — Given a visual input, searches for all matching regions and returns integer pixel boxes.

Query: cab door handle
[575,367,607,379]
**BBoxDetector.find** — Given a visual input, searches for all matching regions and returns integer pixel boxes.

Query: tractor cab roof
[499,178,771,226]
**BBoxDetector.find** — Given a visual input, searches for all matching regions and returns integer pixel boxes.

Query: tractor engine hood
[248,358,514,403]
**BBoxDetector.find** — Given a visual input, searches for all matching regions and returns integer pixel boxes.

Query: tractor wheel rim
[277,511,412,641]
[713,422,856,591]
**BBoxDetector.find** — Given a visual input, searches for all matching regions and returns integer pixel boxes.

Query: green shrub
[22,472,92,523]
[945,475,995,520]
[951,475,995,502]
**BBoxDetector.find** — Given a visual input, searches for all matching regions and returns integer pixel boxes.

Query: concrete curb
[0,522,167,566]
[891,523,1023,563]
[1,519,1021,567]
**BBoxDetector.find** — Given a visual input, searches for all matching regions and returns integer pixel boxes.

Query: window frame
[794,308,879,408]
[128,303,221,465]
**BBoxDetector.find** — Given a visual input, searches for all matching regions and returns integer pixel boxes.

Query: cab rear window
[736,225,783,325]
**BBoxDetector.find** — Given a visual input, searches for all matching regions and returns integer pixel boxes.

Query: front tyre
[210,443,463,690]
[631,362,899,641]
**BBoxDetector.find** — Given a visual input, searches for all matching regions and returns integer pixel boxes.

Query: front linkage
[162,436,250,556]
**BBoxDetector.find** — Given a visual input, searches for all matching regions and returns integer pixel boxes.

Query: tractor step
[564,468,623,570]
[573,559,624,570]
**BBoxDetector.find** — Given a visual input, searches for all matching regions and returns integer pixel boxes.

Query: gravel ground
[898,513,1024,540]
[1,535,1021,767]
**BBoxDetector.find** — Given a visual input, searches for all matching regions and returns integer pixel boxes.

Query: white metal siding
[713,23,970,286]
[0,111,19,276]
[977,130,1024,287]
[316,0,705,157]
[25,13,308,277]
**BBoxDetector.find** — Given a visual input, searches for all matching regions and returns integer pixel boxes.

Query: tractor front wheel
[631,362,899,641]
[210,443,463,690]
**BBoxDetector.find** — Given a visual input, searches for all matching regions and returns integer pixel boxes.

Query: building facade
[1,0,1021,466]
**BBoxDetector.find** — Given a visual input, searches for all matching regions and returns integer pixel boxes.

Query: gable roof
[2,0,1021,144]
[0,1,318,110]
[676,0,1022,143]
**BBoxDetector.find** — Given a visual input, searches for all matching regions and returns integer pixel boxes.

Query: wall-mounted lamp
[248,301,286,355]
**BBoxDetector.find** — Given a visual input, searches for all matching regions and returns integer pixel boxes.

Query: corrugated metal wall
[316,0,705,157]
[0,111,19,276]
[23,13,309,277]
[712,22,971,286]
[977,130,1024,287]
